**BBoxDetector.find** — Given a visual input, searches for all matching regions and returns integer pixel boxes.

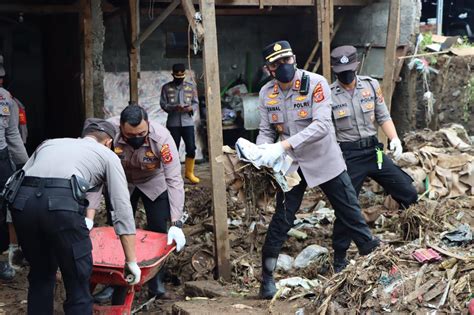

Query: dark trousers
[341,143,418,208]
[168,126,196,158]
[0,147,15,252]
[262,170,377,259]
[106,188,171,295]
[10,185,92,315]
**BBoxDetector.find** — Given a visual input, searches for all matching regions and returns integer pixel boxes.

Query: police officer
[254,41,380,299]
[91,105,186,301]
[329,45,417,209]
[0,55,29,281]
[8,119,140,314]
[160,63,200,184]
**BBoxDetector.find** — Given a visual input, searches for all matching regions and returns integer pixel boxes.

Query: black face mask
[174,78,184,85]
[336,70,356,85]
[125,136,146,150]
[274,63,296,83]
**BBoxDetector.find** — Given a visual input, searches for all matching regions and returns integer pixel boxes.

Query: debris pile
[163,126,473,314]
[399,124,473,198]
[313,242,473,314]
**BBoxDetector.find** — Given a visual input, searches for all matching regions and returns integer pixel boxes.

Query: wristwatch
[171,221,183,228]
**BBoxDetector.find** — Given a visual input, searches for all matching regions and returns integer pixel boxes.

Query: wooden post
[81,0,94,118]
[181,0,205,42]
[319,0,332,81]
[128,0,139,104]
[378,0,401,145]
[132,0,180,48]
[198,0,231,281]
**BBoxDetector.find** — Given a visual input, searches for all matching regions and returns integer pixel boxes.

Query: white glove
[124,261,141,285]
[389,137,403,160]
[256,142,285,168]
[8,244,22,270]
[85,217,94,230]
[167,226,186,252]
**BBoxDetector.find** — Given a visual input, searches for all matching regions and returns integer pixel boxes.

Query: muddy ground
[1,160,473,314]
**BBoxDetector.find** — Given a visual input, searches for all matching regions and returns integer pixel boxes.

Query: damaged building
[0,0,473,313]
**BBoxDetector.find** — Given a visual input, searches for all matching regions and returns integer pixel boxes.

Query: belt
[0,147,9,160]
[22,176,71,189]
[339,136,379,151]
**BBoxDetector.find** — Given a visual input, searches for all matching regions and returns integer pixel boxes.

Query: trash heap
[163,126,473,313]
[399,124,473,199]
[309,195,473,313]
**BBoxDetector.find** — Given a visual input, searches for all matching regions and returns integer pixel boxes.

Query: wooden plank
[403,278,439,303]
[319,0,332,80]
[81,0,94,118]
[133,0,180,48]
[199,0,231,281]
[149,0,372,6]
[181,0,205,41]
[304,42,321,70]
[128,0,139,104]
[378,0,400,146]
[310,17,342,72]
[0,4,81,13]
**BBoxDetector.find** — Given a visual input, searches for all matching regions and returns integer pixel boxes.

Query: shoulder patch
[312,82,325,103]
[161,144,173,164]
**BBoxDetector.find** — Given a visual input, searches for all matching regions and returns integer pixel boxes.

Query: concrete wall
[103,11,316,93]
[333,0,421,47]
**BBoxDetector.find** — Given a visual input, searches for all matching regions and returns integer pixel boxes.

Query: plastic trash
[294,245,328,269]
[441,223,473,247]
[287,228,308,240]
[276,276,320,290]
[276,254,294,272]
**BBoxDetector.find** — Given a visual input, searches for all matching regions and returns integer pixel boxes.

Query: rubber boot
[333,252,348,273]
[259,257,277,300]
[185,157,200,184]
[0,261,15,280]
[148,267,168,299]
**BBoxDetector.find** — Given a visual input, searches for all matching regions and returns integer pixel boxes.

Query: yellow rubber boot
[185,157,200,184]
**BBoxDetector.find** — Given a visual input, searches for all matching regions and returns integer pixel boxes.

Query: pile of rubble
[399,124,473,199]
[163,126,473,313]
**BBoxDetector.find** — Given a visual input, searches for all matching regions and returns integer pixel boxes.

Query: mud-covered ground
[1,161,473,314]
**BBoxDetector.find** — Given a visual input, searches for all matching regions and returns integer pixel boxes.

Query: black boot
[93,286,114,304]
[333,252,348,273]
[0,261,15,280]
[359,237,381,256]
[148,267,167,299]
[259,257,277,300]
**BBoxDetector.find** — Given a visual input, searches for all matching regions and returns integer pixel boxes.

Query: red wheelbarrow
[90,227,175,315]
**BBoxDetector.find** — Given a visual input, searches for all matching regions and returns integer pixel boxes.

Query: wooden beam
[149,0,372,6]
[305,17,342,71]
[132,0,180,48]
[81,0,94,118]
[181,0,205,41]
[378,0,400,145]
[198,0,231,281]
[319,0,332,80]
[0,3,81,14]
[128,0,139,104]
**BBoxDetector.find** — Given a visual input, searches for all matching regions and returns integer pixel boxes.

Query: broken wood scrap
[403,278,439,303]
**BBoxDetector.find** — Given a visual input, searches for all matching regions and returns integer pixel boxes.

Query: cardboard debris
[400,125,473,198]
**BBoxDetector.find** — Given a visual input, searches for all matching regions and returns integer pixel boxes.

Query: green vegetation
[464,76,474,123]
[455,36,474,49]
